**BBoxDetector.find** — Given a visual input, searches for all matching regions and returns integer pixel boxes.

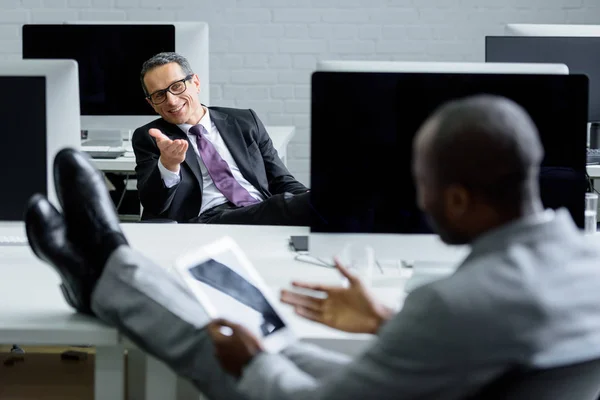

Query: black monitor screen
[22,24,175,116]
[0,76,46,221]
[310,72,588,233]
[486,36,600,122]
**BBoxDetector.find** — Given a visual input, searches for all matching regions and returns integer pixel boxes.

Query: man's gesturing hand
[280,259,395,334]
[149,128,188,172]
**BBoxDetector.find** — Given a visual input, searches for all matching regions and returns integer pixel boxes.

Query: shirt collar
[177,106,212,135]
[466,208,578,261]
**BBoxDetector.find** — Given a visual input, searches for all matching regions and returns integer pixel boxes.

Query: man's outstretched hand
[149,128,188,172]
[280,259,395,334]
[207,319,264,378]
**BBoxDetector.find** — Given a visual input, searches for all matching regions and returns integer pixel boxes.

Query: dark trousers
[191,191,310,226]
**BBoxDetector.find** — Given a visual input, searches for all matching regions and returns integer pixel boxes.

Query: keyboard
[587,148,600,164]
[82,139,120,147]
[0,235,29,246]
[82,146,127,159]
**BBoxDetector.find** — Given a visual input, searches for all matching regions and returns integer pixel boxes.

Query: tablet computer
[173,236,295,353]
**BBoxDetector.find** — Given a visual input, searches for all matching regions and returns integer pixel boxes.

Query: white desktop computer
[309,60,571,269]
[486,34,600,151]
[0,59,81,244]
[501,23,600,151]
[309,68,587,292]
[22,21,209,135]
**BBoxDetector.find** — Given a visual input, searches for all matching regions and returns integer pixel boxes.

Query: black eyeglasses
[146,74,194,105]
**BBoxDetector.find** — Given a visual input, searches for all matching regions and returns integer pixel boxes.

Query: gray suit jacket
[237,209,600,400]
[132,107,307,222]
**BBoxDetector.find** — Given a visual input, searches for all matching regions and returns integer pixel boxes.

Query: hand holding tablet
[173,236,295,354]
[207,318,265,378]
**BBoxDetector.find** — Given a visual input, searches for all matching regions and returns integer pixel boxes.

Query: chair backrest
[467,358,600,400]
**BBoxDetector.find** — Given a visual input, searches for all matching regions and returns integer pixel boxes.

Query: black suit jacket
[132,107,307,222]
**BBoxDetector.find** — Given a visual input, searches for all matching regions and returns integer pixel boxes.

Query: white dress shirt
[157,108,265,215]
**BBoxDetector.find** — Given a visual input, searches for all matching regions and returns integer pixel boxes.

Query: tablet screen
[173,236,294,351]
[187,257,286,337]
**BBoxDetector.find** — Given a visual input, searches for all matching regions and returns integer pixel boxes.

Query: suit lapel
[209,108,262,192]
[159,119,187,140]
[159,119,203,188]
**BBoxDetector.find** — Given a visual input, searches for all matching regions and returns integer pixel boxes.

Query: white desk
[91,126,296,173]
[0,222,124,400]
[0,222,420,400]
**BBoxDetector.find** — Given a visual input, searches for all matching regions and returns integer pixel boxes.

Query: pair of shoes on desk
[25,149,128,315]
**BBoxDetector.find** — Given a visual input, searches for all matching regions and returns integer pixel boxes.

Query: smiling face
[143,62,204,125]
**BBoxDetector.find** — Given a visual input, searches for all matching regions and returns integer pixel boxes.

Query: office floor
[0,346,97,400]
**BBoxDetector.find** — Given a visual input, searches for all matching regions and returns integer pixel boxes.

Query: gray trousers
[90,246,350,399]
[91,246,248,400]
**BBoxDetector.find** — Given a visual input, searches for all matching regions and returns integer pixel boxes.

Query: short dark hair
[426,94,544,207]
[140,52,194,95]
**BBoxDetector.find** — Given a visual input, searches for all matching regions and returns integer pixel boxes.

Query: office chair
[466,358,600,400]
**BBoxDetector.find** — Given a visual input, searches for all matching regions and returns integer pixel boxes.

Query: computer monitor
[0,59,81,222]
[309,72,588,263]
[22,22,209,133]
[316,60,569,75]
[485,36,600,122]
[505,24,600,37]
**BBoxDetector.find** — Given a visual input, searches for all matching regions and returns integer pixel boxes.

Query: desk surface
[0,222,406,346]
[120,223,407,341]
[0,238,119,346]
[588,165,600,178]
[5,221,598,347]
[90,125,295,173]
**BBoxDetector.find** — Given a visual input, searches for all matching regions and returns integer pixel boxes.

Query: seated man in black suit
[133,52,309,225]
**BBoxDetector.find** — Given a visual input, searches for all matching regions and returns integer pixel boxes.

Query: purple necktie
[189,124,259,207]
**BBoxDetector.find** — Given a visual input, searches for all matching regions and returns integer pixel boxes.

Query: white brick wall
[1,0,599,184]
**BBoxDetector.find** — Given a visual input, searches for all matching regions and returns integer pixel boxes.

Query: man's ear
[192,74,201,93]
[444,184,470,219]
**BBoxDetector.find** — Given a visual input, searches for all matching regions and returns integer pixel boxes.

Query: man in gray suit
[25,95,600,399]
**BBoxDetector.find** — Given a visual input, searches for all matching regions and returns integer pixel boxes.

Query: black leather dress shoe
[25,194,96,315]
[53,148,128,271]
